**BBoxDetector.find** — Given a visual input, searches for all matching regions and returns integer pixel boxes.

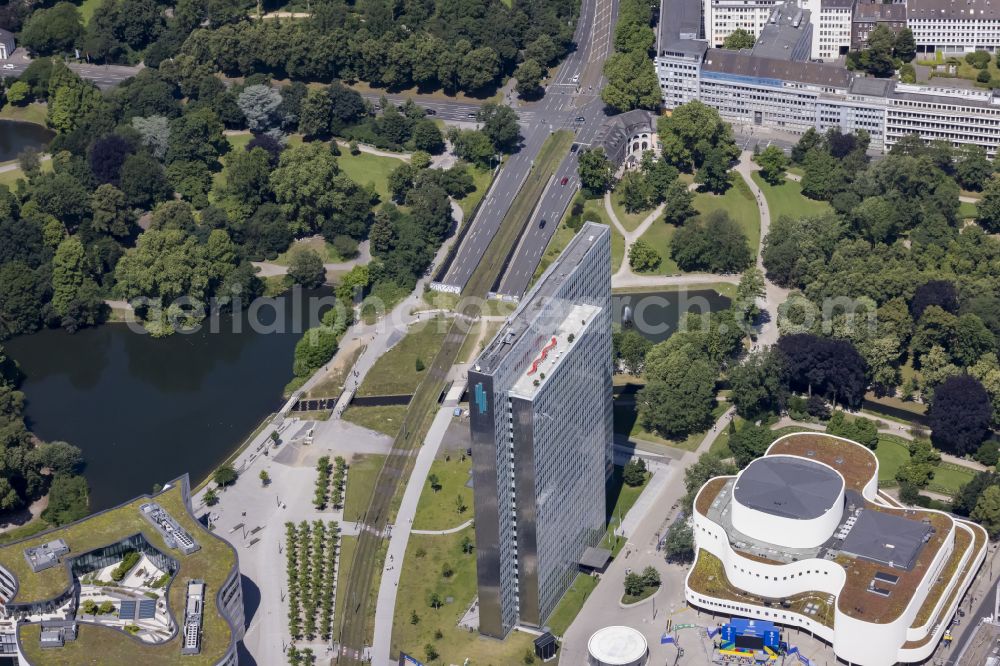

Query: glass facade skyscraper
[468,222,613,638]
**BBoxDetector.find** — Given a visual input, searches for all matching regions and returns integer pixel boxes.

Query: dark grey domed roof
[734,456,843,520]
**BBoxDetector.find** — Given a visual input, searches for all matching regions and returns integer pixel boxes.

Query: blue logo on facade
[474,383,488,414]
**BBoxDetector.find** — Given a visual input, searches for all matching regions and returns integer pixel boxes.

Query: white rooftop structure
[587,625,649,666]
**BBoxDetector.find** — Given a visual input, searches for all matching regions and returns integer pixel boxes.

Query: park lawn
[611,189,652,232]
[959,201,978,220]
[875,435,911,484]
[391,527,536,664]
[336,149,407,202]
[0,159,52,188]
[456,164,494,222]
[271,236,348,265]
[343,454,387,523]
[77,0,103,24]
[411,455,474,531]
[693,175,760,253]
[600,466,651,556]
[333,535,357,640]
[751,172,832,222]
[342,404,407,438]
[535,198,624,282]
[613,398,727,452]
[710,415,745,459]
[356,316,449,396]
[636,219,681,275]
[547,574,599,636]
[306,344,365,399]
[0,102,48,126]
[928,463,976,496]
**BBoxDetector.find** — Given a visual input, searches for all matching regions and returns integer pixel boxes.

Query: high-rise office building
[468,222,613,638]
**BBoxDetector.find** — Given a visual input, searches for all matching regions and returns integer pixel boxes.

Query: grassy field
[709,415,746,459]
[0,103,49,126]
[875,435,912,484]
[306,344,365,399]
[456,164,495,222]
[693,175,761,253]
[929,463,976,496]
[611,189,651,232]
[547,573,599,636]
[0,159,52,188]
[390,527,536,664]
[636,219,681,275]
[751,172,832,222]
[959,201,978,220]
[271,236,349,265]
[343,454,387,523]
[600,466,651,556]
[613,398,727,452]
[411,455,474,531]
[342,404,408,438]
[356,316,449,396]
[535,198,625,282]
[335,149,407,202]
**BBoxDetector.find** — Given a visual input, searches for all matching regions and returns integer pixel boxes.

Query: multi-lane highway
[1,49,141,89]
[437,0,619,296]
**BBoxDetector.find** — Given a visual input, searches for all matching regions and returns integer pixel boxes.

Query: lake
[612,288,732,343]
[0,120,54,163]
[5,288,333,511]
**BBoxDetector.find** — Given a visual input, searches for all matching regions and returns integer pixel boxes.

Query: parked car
[575,116,586,122]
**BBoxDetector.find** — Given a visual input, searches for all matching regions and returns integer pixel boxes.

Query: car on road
[467,112,476,118]
[572,74,580,83]
[570,144,579,153]
[539,219,546,228]
[1,64,13,70]
[560,176,568,186]
[575,116,585,122]
[424,108,436,115]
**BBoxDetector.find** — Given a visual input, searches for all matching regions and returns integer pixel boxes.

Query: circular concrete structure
[731,454,845,549]
[587,625,648,666]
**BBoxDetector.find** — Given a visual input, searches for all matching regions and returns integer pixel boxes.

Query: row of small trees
[285,520,340,643]
[313,456,348,510]
[287,646,315,666]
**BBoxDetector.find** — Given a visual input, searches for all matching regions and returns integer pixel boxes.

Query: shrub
[978,69,992,83]
[111,551,141,582]
[975,440,1000,467]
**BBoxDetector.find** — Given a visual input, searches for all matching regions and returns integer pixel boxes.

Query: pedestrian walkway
[411,519,473,535]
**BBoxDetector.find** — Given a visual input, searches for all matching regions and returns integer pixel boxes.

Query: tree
[663,520,694,562]
[459,47,500,91]
[622,458,647,486]
[638,360,717,439]
[671,210,753,273]
[851,25,896,77]
[978,176,1000,233]
[623,572,645,597]
[578,148,614,194]
[912,281,960,321]
[729,350,787,420]
[894,28,917,63]
[515,59,545,99]
[214,465,238,486]
[614,329,652,375]
[259,470,270,485]
[658,100,739,169]
[424,643,440,661]
[287,248,326,288]
[238,84,283,134]
[31,441,84,475]
[451,129,494,168]
[269,143,344,235]
[723,29,755,50]
[628,238,661,272]
[641,565,661,588]
[729,422,772,469]
[477,104,520,154]
[683,453,737,511]
[827,411,880,449]
[204,487,219,506]
[956,145,994,191]
[427,592,443,609]
[411,120,444,155]
[661,179,695,225]
[132,116,171,160]
[619,171,652,212]
[21,3,84,55]
[298,88,333,138]
[427,473,441,492]
[735,267,766,325]
[972,485,1000,537]
[695,147,731,193]
[119,153,172,209]
[601,50,660,112]
[777,333,868,409]
[928,374,993,456]
[167,108,227,167]
[51,236,93,317]
[6,81,30,105]
[754,146,790,186]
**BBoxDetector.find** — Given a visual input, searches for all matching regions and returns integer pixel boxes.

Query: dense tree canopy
[777,333,868,408]
[928,374,993,456]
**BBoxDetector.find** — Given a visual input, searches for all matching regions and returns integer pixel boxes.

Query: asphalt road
[439,0,618,293]
[1,49,141,90]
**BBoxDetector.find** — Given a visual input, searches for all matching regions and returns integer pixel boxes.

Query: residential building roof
[751,6,813,61]
[702,48,854,88]
[821,0,855,9]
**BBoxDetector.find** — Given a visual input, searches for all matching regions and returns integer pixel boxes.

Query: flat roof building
[23,540,69,574]
[687,432,988,666]
[469,222,613,638]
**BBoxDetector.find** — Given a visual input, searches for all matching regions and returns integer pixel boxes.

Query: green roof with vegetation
[1,477,239,666]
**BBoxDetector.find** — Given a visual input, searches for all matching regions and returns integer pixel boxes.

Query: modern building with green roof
[0,475,243,666]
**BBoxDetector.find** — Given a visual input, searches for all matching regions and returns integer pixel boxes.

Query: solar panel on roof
[118,600,137,620]
[138,599,156,619]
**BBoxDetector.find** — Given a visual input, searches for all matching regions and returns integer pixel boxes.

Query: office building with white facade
[468,222,613,638]
[687,432,987,666]
[813,0,853,60]
[705,0,784,48]
[909,0,1000,54]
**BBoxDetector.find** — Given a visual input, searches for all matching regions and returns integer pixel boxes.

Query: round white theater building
[587,625,648,666]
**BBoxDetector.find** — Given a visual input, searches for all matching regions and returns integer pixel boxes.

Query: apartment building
[813,0,853,60]
[852,1,907,50]
[468,222,613,638]
[704,0,784,47]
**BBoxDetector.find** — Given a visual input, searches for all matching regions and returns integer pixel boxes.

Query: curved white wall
[686,433,986,666]
[730,492,843,550]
